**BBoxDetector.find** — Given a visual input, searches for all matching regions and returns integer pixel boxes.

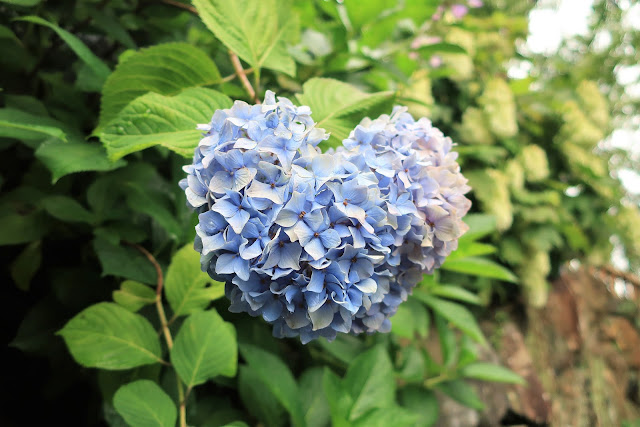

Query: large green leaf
[442,257,518,283]
[1,0,41,6]
[0,108,66,142]
[352,406,418,427]
[299,368,331,427]
[448,241,496,260]
[459,362,525,384]
[93,238,158,284]
[460,214,497,241]
[113,380,177,427]
[424,285,482,305]
[10,240,42,291]
[435,379,485,410]
[391,297,429,339]
[416,294,486,344]
[125,185,183,241]
[35,139,126,183]
[171,309,237,388]
[165,244,225,318]
[322,369,353,427]
[100,87,232,160]
[98,43,222,131]
[343,345,395,420]
[18,16,110,86]
[42,195,95,224]
[193,0,297,76]
[0,211,47,246]
[398,386,439,427]
[58,303,163,369]
[239,344,306,427]
[238,366,287,427]
[296,78,393,145]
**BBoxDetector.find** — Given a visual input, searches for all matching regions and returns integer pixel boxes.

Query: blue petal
[309,303,334,331]
[303,238,325,260]
[226,209,250,234]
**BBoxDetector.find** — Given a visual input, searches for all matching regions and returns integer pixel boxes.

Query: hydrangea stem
[131,243,187,427]
[229,50,260,103]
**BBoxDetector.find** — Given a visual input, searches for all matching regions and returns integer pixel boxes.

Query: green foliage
[58,302,163,369]
[98,43,222,131]
[101,88,232,160]
[113,380,177,427]
[3,0,638,425]
[193,0,297,77]
[165,245,225,318]
[239,344,306,427]
[171,310,237,387]
[113,281,156,313]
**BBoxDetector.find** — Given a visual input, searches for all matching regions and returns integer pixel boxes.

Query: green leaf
[100,87,232,160]
[418,42,467,57]
[352,406,418,427]
[113,380,177,427]
[58,302,163,369]
[1,0,40,6]
[435,379,484,410]
[98,43,221,131]
[315,331,366,365]
[434,313,457,367]
[0,211,47,246]
[42,195,94,224]
[442,257,518,283]
[193,0,297,76]
[343,345,395,420]
[398,386,439,427]
[296,78,393,145]
[125,185,183,241]
[0,108,67,142]
[239,344,306,427]
[426,286,482,305]
[238,366,287,427]
[448,241,496,260]
[10,240,42,291]
[391,297,429,339]
[35,139,126,183]
[322,369,353,427]
[299,367,331,427]
[17,16,110,86]
[171,309,237,387]
[416,294,486,344]
[113,280,156,312]
[460,214,497,241]
[343,0,396,31]
[397,346,425,383]
[459,362,525,384]
[165,244,225,318]
[93,238,158,284]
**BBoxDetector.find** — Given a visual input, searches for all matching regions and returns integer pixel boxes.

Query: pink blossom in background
[429,55,443,68]
[468,0,483,8]
[432,5,444,20]
[411,35,442,49]
[451,4,469,19]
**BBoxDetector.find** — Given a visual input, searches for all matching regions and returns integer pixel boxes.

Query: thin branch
[594,265,640,288]
[130,243,187,427]
[161,0,197,14]
[220,67,255,83]
[229,50,260,103]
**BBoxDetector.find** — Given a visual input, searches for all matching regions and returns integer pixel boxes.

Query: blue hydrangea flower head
[181,93,471,343]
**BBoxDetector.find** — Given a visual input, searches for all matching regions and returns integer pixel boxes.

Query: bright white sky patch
[527,0,594,54]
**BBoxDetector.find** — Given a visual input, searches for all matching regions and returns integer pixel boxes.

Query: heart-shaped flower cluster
[180,91,471,343]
